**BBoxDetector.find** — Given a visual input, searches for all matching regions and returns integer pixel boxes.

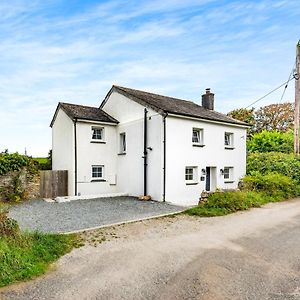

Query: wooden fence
[40,170,68,198]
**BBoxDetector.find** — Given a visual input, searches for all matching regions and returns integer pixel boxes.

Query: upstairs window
[224,132,234,148]
[185,166,198,184]
[92,165,104,179]
[92,127,104,141]
[192,128,204,146]
[120,133,126,154]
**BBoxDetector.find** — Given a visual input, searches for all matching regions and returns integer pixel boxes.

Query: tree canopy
[227,102,294,134]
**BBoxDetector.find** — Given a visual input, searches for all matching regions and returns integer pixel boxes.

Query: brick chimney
[202,88,214,110]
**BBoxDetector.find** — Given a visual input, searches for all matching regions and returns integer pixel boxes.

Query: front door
[205,167,211,191]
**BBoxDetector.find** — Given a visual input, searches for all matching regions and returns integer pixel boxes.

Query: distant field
[33,157,48,164]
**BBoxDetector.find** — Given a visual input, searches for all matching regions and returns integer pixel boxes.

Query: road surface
[1,200,300,300]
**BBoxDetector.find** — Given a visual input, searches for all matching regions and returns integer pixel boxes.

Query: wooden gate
[40,170,68,198]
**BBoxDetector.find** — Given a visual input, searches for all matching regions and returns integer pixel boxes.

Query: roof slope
[105,85,248,126]
[50,102,118,127]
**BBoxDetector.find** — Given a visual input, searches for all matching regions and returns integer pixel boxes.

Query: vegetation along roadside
[0,202,81,288]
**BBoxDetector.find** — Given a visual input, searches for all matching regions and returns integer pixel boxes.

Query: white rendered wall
[103,91,163,200]
[52,109,75,196]
[165,115,247,206]
[76,121,118,195]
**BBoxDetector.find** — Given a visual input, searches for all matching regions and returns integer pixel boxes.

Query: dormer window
[91,127,104,142]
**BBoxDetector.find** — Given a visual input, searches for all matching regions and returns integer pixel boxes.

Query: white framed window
[92,127,104,141]
[192,128,204,145]
[224,132,234,148]
[185,166,198,184]
[92,165,104,180]
[119,132,126,154]
[223,167,234,182]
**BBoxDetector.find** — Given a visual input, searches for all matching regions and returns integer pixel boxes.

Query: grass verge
[184,190,292,217]
[0,231,80,287]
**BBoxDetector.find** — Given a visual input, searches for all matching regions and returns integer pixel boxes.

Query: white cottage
[50,85,248,206]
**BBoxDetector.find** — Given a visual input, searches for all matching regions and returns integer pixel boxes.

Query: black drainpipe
[143,108,148,196]
[162,113,167,202]
[74,118,78,196]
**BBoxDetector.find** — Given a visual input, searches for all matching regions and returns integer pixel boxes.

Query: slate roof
[103,85,248,126]
[50,102,118,127]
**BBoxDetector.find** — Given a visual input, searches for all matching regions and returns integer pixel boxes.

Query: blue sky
[1,0,299,156]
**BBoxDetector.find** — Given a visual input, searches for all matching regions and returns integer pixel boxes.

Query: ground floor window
[223,167,233,182]
[185,166,198,184]
[92,165,104,179]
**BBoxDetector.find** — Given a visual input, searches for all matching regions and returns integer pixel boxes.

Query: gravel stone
[8,197,184,233]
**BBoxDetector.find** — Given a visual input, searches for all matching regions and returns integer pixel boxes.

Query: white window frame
[119,132,126,154]
[185,166,198,184]
[223,166,234,182]
[192,128,204,146]
[91,127,104,141]
[91,165,104,180]
[224,132,234,148]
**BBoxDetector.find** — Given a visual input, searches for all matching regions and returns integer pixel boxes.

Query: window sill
[192,144,205,147]
[91,140,106,144]
[118,152,126,156]
[186,182,198,185]
[224,146,235,150]
[91,179,106,182]
[224,180,235,183]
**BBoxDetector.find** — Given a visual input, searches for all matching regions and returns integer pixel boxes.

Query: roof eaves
[50,102,75,128]
[167,111,250,127]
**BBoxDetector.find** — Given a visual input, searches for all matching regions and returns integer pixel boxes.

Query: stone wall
[0,169,40,201]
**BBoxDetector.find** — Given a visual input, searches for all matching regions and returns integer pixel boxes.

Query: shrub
[0,172,28,202]
[0,203,19,237]
[247,130,293,153]
[0,152,37,176]
[247,152,300,184]
[185,191,267,217]
[242,172,299,198]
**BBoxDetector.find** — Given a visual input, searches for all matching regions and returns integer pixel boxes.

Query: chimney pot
[202,88,214,110]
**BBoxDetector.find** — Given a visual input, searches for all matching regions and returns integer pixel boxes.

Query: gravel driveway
[8,197,184,233]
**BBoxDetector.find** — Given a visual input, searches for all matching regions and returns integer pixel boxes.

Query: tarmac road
[1,199,300,300]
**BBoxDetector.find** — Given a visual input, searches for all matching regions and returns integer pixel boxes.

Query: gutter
[167,112,250,128]
[143,108,148,196]
[162,112,168,202]
[74,118,78,196]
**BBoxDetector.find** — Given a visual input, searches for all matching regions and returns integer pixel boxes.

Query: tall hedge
[247,152,300,184]
[247,130,293,153]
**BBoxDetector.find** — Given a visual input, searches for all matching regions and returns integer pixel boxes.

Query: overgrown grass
[185,172,299,217]
[0,231,79,287]
[0,202,80,287]
[185,191,286,217]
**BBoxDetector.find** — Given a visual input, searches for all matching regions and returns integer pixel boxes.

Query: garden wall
[0,169,40,201]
